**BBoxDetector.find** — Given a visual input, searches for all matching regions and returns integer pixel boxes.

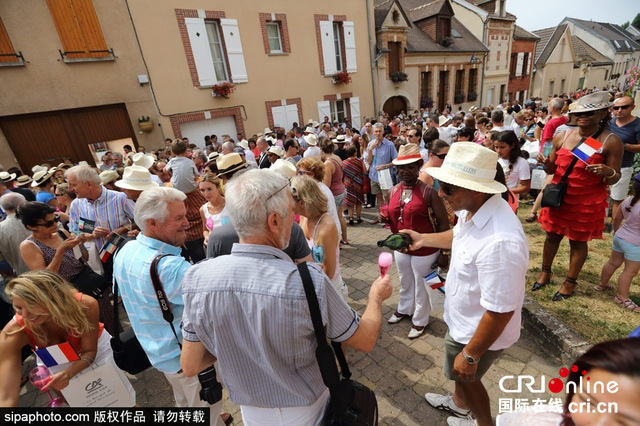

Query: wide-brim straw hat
[393,144,423,166]
[312,121,320,127]
[115,166,159,191]
[208,151,220,162]
[0,171,17,183]
[426,142,506,194]
[14,175,33,187]
[439,115,451,127]
[305,134,318,146]
[268,146,285,157]
[99,169,120,185]
[216,153,247,177]
[332,135,346,144]
[469,106,478,112]
[238,139,249,150]
[31,165,47,174]
[271,159,297,178]
[304,126,314,134]
[570,91,612,113]
[31,169,55,187]
[132,152,154,170]
[264,127,274,135]
[56,162,72,170]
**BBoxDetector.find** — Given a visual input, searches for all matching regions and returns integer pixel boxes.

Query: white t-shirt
[444,194,529,350]
[498,157,531,190]
[303,146,322,158]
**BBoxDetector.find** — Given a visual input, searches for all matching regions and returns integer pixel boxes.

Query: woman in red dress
[532,92,623,300]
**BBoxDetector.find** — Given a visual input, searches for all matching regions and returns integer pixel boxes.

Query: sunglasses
[433,152,447,160]
[37,216,60,228]
[437,180,460,196]
[612,104,632,110]
[266,179,292,203]
[297,170,309,175]
[572,110,597,117]
[54,193,65,196]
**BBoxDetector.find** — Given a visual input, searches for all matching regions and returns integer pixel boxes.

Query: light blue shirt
[113,234,190,374]
[367,138,398,183]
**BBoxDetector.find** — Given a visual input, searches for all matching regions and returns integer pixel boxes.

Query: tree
[622,21,630,29]
[632,13,640,29]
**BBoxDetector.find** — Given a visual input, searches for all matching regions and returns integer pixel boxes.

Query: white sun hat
[271,159,297,179]
[115,166,159,191]
[132,152,154,170]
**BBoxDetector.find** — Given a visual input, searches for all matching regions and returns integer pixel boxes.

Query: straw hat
[312,121,320,128]
[305,134,318,146]
[332,135,346,144]
[303,127,314,134]
[392,144,423,166]
[438,116,451,127]
[267,146,285,158]
[99,169,120,185]
[264,127,274,135]
[115,166,159,191]
[271,159,297,178]
[238,139,249,150]
[132,152,154,170]
[426,142,506,194]
[570,92,612,113]
[31,165,47,174]
[308,119,314,125]
[216,153,247,177]
[0,171,17,183]
[14,175,33,187]
[208,152,220,162]
[31,169,55,187]
[56,162,72,170]
[78,161,90,167]
[469,106,478,112]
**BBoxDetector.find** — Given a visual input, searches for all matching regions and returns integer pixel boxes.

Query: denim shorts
[334,191,346,209]
[612,234,640,262]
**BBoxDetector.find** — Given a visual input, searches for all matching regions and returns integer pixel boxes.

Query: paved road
[19,210,562,425]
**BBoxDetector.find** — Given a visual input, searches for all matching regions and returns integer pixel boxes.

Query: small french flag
[99,242,117,262]
[34,342,80,368]
[572,137,603,163]
[424,271,445,294]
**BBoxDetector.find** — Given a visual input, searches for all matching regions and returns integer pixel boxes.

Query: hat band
[397,154,422,162]
[444,160,495,181]
[123,177,152,184]
[217,162,243,174]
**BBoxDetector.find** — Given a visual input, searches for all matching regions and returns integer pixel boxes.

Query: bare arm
[0,322,30,407]
[20,237,80,274]
[344,275,392,353]
[613,204,624,232]
[200,206,210,246]
[181,340,217,377]
[322,161,333,188]
[316,219,339,280]
[511,179,531,195]
[399,228,454,250]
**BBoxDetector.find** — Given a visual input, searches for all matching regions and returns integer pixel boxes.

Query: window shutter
[515,53,524,77]
[271,106,287,130]
[285,104,299,131]
[319,20,337,76]
[185,17,217,87]
[0,17,17,63]
[317,101,331,122]
[220,19,248,83]
[524,54,530,75]
[343,21,357,73]
[349,97,361,129]
[46,0,108,59]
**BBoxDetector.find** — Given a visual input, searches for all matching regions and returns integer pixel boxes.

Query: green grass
[519,202,640,343]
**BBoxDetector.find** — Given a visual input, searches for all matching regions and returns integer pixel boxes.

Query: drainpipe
[366,0,378,117]
[479,15,489,107]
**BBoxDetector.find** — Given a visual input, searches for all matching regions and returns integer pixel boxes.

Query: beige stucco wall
[0,0,160,169]
[450,1,484,41]
[126,0,375,137]
[531,29,576,99]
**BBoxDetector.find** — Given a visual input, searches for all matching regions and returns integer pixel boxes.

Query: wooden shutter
[220,19,248,83]
[271,106,287,130]
[515,52,524,77]
[285,103,299,130]
[317,101,331,122]
[389,42,401,77]
[185,17,217,87]
[349,97,361,129]
[46,0,109,59]
[0,17,18,64]
[343,21,357,73]
[319,20,336,76]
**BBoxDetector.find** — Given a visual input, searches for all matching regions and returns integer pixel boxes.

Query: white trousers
[240,388,330,426]
[394,250,440,327]
[164,369,224,426]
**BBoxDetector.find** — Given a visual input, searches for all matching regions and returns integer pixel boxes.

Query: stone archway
[382,96,407,118]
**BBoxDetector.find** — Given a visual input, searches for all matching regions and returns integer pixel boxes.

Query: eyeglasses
[407,134,417,138]
[266,179,291,203]
[37,216,60,228]
[438,180,460,196]
[433,152,447,160]
[612,104,632,110]
[573,110,597,117]
[297,170,309,175]
[54,193,65,196]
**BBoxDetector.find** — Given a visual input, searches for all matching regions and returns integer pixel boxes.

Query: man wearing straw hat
[401,142,528,426]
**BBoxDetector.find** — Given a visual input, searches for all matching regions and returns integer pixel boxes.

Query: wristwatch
[462,348,480,365]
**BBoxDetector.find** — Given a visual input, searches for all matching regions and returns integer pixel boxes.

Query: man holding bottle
[401,142,528,426]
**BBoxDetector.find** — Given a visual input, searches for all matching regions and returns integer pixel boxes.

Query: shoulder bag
[540,127,604,209]
[298,262,378,426]
[110,254,182,375]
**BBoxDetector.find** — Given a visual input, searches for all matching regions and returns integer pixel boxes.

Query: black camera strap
[150,254,182,350]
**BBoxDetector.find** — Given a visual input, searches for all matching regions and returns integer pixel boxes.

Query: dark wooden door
[382,96,407,118]
[388,42,401,78]
[438,71,448,111]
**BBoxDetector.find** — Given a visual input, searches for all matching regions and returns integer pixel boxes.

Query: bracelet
[606,168,617,179]
[79,356,94,366]
[441,250,451,256]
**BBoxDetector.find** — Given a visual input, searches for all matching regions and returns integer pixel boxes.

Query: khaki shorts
[443,332,504,382]
[370,179,382,195]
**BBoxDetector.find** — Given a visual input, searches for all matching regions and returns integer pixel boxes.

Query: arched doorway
[382,96,407,118]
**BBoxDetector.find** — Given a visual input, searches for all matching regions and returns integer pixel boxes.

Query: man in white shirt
[490,110,506,132]
[402,143,528,426]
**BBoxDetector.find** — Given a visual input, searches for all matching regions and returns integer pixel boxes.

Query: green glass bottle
[376,233,412,251]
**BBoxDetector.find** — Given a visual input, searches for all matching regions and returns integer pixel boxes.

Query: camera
[198,365,223,404]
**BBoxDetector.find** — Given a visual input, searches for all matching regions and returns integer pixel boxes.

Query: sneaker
[388,312,407,324]
[424,393,470,418]
[447,416,477,426]
[408,325,425,339]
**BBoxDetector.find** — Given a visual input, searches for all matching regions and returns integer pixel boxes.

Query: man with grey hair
[0,192,30,275]
[66,165,134,281]
[257,137,271,169]
[366,122,398,223]
[113,187,229,425]
[180,169,392,425]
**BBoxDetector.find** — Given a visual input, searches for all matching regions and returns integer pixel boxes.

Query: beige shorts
[443,332,504,382]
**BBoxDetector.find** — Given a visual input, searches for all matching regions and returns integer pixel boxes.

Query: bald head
[614,96,634,106]
[613,95,635,119]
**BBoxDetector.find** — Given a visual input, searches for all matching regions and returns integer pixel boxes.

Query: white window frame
[329,99,346,123]
[205,21,228,82]
[266,22,283,53]
[333,22,343,72]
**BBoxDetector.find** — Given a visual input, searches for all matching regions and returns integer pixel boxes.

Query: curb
[522,294,591,365]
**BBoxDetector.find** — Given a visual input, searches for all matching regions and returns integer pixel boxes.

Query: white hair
[225,169,289,239]
[372,123,384,131]
[134,187,186,233]
[549,98,564,112]
[65,165,101,185]
[0,192,26,212]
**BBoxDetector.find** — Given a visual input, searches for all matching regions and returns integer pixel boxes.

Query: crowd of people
[0,86,638,425]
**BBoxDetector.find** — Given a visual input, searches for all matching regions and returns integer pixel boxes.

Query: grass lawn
[519,203,640,343]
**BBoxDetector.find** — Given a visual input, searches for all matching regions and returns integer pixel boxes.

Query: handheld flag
[572,137,603,163]
[34,342,80,368]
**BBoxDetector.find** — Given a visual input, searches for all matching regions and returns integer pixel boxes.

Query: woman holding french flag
[531,92,623,301]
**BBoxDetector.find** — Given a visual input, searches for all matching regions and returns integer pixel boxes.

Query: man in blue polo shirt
[366,123,398,224]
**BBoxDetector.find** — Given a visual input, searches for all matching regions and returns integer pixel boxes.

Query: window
[468,69,478,96]
[317,17,357,76]
[0,17,23,66]
[605,69,609,81]
[266,22,282,53]
[46,0,113,61]
[455,69,464,95]
[421,71,432,103]
[549,80,555,96]
[509,53,517,77]
[515,53,524,77]
[439,17,451,41]
[317,97,360,128]
[205,22,228,82]
[389,42,401,78]
[522,53,529,76]
[330,99,346,123]
[560,78,566,94]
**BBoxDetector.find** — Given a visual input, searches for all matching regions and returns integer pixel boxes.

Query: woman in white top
[198,172,229,246]
[493,130,531,211]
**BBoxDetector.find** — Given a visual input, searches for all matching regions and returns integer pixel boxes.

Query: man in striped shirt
[180,169,392,425]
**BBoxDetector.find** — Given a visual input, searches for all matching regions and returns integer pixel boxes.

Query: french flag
[424,271,445,294]
[99,242,117,263]
[34,342,80,368]
[572,137,603,163]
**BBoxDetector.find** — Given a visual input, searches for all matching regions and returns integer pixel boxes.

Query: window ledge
[0,60,26,67]
[59,48,117,63]
[268,52,289,56]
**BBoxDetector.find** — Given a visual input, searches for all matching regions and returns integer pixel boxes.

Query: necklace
[208,198,225,213]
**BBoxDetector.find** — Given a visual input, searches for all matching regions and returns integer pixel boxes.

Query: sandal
[348,217,355,225]
[552,277,578,301]
[532,266,552,291]
[594,283,613,292]
[614,295,640,313]
[356,217,363,224]
[525,212,538,223]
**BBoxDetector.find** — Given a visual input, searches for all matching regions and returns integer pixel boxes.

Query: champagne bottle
[376,233,412,251]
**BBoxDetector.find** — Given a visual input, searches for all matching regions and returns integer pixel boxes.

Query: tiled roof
[514,25,540,41]
[533,24,567,65]
[572,36,612,65]
[373,0,395,27]
[406,16,488,53]
[566,18,640,52]
[407,0,452,22]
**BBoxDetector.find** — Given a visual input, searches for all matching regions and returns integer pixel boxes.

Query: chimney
[495,0,506,17]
